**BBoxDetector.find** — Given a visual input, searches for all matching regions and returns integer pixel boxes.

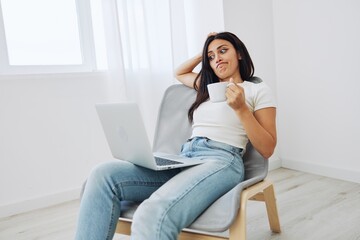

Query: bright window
[1,0,82,65]
[0,0,98,74]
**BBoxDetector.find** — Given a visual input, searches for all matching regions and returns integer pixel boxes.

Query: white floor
[1,168,360,240]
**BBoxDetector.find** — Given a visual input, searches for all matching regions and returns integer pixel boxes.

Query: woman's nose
[215,54,222,63]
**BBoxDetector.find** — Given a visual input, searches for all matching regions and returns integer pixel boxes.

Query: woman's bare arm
[238,107,277,159]
[226,81,277,158]
[174,53,202,89]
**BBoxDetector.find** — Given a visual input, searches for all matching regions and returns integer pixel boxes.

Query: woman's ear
[237,53,242,60]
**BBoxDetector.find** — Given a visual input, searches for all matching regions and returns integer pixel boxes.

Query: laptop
[95,102,205,170]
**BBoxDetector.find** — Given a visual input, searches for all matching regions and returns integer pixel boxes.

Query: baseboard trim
[282,159,360,184]
[269,156,282,171]
[0,187,81,218]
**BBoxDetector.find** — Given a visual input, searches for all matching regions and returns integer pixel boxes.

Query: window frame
[0,0,97,75]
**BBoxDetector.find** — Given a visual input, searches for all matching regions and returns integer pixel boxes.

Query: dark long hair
[188,32,255,122]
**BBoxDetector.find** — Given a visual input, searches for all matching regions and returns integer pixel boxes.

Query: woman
[75,31,276,240]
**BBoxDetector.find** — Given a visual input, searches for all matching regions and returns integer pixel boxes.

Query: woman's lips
[217,62,226,69]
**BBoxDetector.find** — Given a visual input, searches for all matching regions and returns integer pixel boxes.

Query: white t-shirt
[191,81,276,149]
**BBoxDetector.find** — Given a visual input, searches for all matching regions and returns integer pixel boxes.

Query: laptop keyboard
[155,156,183,166]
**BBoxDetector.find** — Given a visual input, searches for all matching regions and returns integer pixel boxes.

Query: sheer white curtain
[100,0,224,142]
[102,0,174,142]
[117,0,175,141]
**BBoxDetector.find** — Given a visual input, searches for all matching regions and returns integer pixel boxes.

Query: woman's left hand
[226,78,247,112]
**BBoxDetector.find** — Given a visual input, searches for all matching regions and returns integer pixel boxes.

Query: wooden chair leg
[116,218,132,235]
[263,184,281,233]
[229,195,247,240]
[229,182,261,240]
[179,231,227,240]
[229,180,281,239]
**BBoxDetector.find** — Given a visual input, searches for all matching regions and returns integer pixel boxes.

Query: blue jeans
[75,137,244,240]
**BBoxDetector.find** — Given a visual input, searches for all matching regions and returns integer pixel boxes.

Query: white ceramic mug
[207,82,229,102]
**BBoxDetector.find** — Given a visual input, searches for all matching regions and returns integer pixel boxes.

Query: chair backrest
[152,84,195,154]
[152,81,268,181]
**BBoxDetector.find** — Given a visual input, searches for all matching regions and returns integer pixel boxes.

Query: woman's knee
[131,198,180,240]
[88,161,118,181]
[84,160,128,195]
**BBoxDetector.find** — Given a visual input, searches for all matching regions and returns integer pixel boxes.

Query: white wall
[273,0,360,183]
[0,73,125,217]
[2,0,360,219]
[183,0,225,56]
[171,0,225,69]
[222,0,281,169]
[0,0,225,218]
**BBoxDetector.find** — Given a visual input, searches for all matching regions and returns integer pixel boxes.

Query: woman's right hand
[174,32,218,88]
[207,32,217,38]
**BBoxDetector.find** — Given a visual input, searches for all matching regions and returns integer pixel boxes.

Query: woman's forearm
[174,53,202,88]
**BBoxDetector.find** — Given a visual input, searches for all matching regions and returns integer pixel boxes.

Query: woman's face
[207,39,241,82]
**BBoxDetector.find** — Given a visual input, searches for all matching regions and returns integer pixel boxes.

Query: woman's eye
[208,55,215,61]
[220,48,227,54]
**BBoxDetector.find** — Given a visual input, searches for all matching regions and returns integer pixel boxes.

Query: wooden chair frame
[116,179,280,240]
